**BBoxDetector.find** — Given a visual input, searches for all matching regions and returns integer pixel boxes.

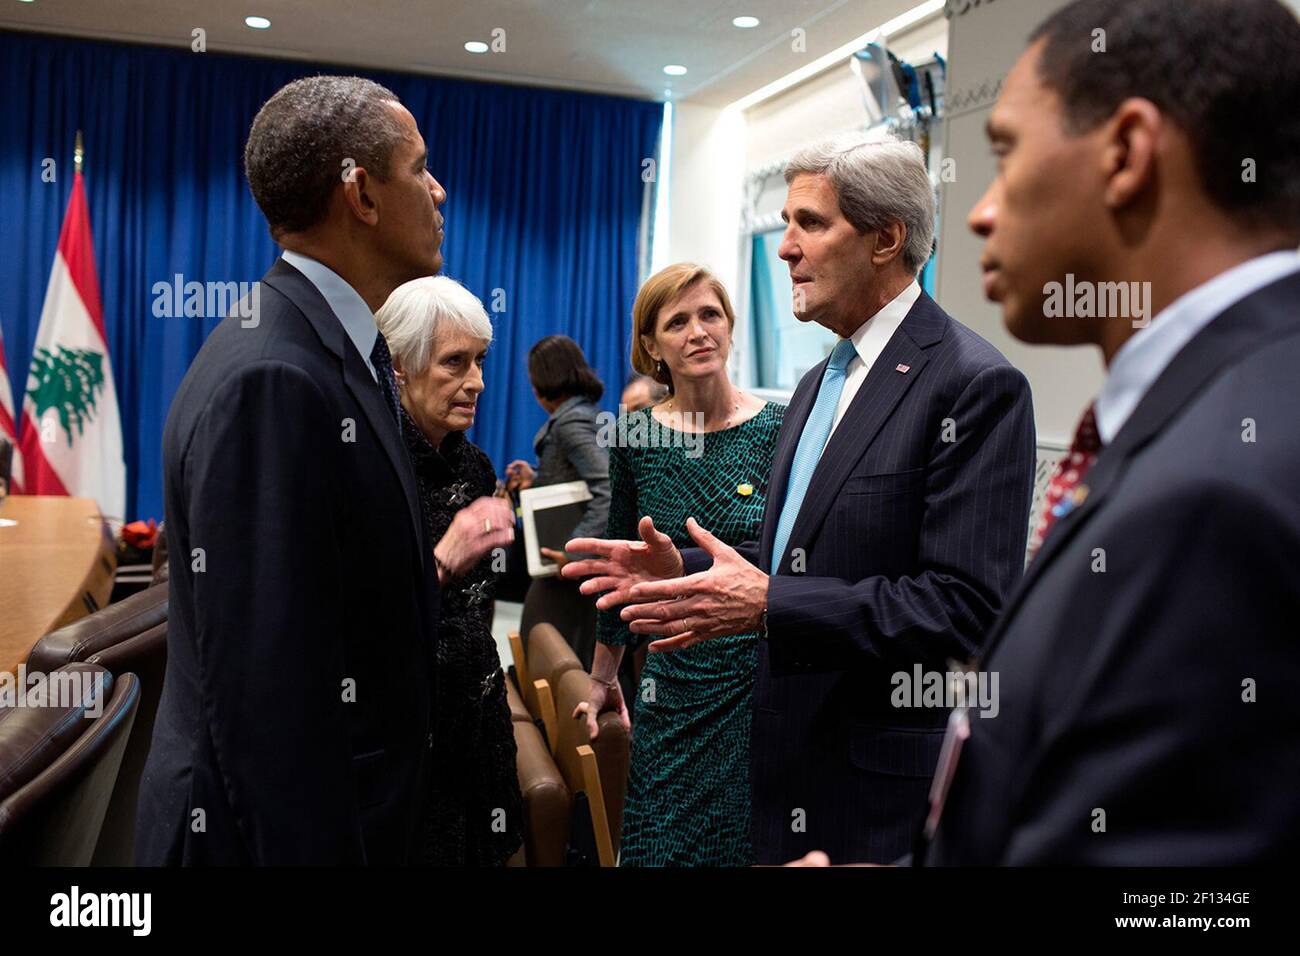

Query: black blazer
[927,269,1300,865]
[136,258,441,865]
[682,290,1035,864]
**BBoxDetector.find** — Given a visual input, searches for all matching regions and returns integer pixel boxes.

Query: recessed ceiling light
[244,16,270,29]
[464,41,489,54]
[732,16,760,28]
[662,64,687,76]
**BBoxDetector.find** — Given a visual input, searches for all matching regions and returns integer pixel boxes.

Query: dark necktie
[1029,402,1102,560]
[369,333,402,428]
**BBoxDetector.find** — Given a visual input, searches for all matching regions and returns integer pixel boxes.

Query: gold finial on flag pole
[74,130,84,175]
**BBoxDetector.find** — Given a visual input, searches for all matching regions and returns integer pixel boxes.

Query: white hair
[784,133,936,275]
[375,276,494,375]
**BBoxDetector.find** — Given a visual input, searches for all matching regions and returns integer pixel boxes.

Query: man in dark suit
[136,76,514,864]
[565,136,1036,864]
[918,0,1300,865]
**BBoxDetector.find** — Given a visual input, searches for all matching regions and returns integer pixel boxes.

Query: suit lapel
[342,352,428,564]
[768,292,946,573]
[977,450,1124,666]
[262,259,428,567]
[979,268,1300,664]
[533,417,554,457]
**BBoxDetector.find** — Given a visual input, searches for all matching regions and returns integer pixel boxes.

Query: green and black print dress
[597,402,784,866]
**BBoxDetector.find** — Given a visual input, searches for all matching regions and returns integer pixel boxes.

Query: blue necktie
[770,338,857,574]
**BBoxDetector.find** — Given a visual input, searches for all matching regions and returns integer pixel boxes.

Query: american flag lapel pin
[895,363,911,374]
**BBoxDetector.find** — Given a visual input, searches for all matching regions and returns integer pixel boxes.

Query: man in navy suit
[565,136,1035,863]
[917,0,1300,865]
[137,76,514,864]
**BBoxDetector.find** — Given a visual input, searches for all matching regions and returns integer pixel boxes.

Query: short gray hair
[376,276,494,376]
[245,76,406,240]
[784,133,936,275]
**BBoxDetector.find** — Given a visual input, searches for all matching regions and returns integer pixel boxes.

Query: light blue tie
[770,338,858,574]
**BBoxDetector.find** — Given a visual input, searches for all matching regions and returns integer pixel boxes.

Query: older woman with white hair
[376,275,522,867]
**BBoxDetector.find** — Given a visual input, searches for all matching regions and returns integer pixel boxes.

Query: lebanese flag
[19,170,125,520]
[0,322,22,493]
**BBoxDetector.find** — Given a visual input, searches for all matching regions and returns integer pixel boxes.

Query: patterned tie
[369,333,402,428]
[770,337,858,574]
[1029,402,1102,559]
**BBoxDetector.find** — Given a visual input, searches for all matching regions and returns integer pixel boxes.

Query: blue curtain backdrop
[0,30,662,522]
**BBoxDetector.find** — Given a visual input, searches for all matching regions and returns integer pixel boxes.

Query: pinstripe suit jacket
[682,289,1035,863]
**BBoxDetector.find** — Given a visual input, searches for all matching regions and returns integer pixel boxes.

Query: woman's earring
[656,360,663,375]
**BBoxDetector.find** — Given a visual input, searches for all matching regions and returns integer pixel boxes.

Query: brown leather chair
[24,585,168,866]
[27,582,167,674]
[554,667,630,866]
[511,719,569,867]
[84,622,167,865]
[0,663,141,864]
[505,675,530,723]
[520,623,582,749]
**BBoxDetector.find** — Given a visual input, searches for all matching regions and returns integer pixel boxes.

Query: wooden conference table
[0,495,116,676]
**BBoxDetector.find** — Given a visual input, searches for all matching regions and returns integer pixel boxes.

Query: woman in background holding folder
[507,335,611,668]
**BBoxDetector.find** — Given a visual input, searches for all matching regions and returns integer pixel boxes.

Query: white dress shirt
[827,279,921,439]
[1095,250,1300,444]
[281,249,380,382]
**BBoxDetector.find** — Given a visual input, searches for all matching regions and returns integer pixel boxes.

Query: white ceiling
[0,0,922,105]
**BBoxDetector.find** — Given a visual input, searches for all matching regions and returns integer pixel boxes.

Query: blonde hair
[630,263,736,393]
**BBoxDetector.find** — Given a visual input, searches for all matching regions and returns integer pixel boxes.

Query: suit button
[426,732,434,751]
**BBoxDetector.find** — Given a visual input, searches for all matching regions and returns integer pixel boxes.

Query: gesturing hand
[434,496,515,581]
[560,515,684,610]
[619,517,768,652]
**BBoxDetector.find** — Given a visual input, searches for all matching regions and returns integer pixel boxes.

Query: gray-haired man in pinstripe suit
[565,133,1036,865]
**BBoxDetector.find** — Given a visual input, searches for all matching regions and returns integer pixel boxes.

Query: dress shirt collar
[844,279,922,367]
[281,249,380,382]
[1095,250,1300,444]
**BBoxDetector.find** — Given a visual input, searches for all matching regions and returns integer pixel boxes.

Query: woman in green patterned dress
[569,263,783,866]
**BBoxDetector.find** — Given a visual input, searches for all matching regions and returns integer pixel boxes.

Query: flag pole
[74,130,84,175]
